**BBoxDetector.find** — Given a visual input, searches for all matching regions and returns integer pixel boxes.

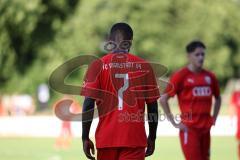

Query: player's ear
[127,40,132,52]
[187,52,193,63]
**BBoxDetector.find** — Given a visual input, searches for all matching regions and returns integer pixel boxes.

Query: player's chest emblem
[204,76,211,85]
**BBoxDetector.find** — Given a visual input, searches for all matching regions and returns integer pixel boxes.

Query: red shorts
[97,147,145,160]
[179,128,210,160]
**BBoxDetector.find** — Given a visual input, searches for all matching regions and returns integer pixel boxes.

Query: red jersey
[231,91,240,108]
[231,91,240,139]
[167,67,220,128]
[81,52,159,148]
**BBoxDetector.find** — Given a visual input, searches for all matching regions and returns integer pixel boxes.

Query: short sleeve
[211,73,220,98]
[145,64,160,104]
[80,60,102,98]
[165,72,181,97]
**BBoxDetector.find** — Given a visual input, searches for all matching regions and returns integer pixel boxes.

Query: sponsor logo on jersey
[193,86,212,96]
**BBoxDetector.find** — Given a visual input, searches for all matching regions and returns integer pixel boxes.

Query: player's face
[188,47,205,69]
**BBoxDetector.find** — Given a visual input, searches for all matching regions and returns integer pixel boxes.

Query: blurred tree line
[0,0,239,95]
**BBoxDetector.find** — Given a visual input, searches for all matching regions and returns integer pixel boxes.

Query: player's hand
[82,138,95,160]
[145,137,155,157]
[174,122,188,131]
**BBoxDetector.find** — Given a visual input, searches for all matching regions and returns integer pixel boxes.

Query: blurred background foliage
[0,0,239,95]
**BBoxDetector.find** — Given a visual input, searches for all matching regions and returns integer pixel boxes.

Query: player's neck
[112,49,129,54]
[187,64,202,73]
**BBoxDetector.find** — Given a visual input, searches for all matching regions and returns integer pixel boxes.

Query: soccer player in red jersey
[230,83,240,159]
[160,41,221,160]
[81,23,160,160]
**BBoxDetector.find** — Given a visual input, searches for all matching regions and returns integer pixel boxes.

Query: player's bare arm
[160,94,188,131]
[145,101,158,157]
[82,97,95,160]
[212,96,221,125]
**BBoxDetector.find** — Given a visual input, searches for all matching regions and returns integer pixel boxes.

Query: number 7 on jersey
[115,73,129,110]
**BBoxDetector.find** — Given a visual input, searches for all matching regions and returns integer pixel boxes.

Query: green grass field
[0,136,237,160]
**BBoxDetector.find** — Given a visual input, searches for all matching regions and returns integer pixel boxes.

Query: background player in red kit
[54,95,81,149]
[81,23,160,160]
[160,41,221,160]
[230,82,240,159]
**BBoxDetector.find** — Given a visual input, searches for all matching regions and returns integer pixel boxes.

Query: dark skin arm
[212,96,221,125]
[82,97,95,160]
[145,101,158,157]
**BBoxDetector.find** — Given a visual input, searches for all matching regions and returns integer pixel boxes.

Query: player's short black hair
[186,40,206,53]
[109,22,133,40]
